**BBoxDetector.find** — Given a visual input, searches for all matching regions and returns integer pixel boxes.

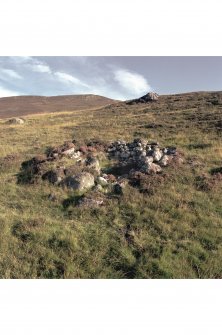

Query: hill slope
[0,94,117,119]
[0,91,222,279]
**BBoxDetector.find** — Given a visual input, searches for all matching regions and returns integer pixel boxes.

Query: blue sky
[0,57,221,100]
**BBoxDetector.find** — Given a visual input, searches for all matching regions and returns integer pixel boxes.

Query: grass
[0,91,222,278]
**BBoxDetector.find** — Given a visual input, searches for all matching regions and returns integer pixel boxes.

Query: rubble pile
[18,138,183,207]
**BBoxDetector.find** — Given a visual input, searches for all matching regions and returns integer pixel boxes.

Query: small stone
[166,147,177,155]
[94,184,103,192]
[71,151,81,159]
[159,155,169,166]
[96,176,108,186]
[62,147,75,156]
[153,148,163,162]
[48,193,57,201]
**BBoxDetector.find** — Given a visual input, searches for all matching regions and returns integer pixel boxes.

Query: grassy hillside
[0,91,222,278]
[0,94,117,119]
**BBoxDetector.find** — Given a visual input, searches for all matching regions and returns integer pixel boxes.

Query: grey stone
[7,117,25,125]
[96,176,108,186]
[85,156,100,173]
[63,172,95,191]
[153,148,163,162]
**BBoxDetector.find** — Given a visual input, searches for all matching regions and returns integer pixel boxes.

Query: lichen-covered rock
[63,172,95,191]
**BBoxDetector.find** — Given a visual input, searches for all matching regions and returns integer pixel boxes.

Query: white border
[0,280,221,334]
[0,0,222,55]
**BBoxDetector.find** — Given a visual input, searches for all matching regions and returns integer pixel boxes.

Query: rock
[71,151,81,159]
[113,183,124,195]
[93,184,103,192]
[96,176,108,186]
[141,162,162,174]
[48,142,75,158]
[153,148,163,162]
[79,146,88,154]
[85,156,100,173]
[105,174,116,183]
[62,147,75,156]
[78,196,104,208]
[107,147,116,153]
[159,155,169,167]
[63,172,95,191]
[166,147,177,155]
[6,117,25,125]
[144,92,159,101]
[42,168,65,184]
[48,193,57,201]
[140,156,154,165]
[113,179,128,194]
[128,92,159,104]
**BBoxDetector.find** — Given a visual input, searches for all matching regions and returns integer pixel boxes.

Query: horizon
[0,89,222,101]
[0,57,222,100]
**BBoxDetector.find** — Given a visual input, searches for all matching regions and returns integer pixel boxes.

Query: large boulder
[63,172,95,191]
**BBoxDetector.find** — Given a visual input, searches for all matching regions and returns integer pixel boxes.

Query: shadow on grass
[210,167,222,175]
[62,194,83,209]
[187,143,212,150]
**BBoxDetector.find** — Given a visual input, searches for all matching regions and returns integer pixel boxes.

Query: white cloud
[9,56,32,64]
[0,85,21,97]
[9,56,52,74]
[30,63,51,73]
[0,68,22,79]
[114,69,151,97]
[54,71,90,88]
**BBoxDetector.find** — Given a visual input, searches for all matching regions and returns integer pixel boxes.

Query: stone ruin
[18,138,183,207]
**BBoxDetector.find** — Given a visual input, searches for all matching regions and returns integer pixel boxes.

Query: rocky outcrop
[127,92,159,104]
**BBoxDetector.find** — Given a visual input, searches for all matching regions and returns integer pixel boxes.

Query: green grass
[0,92,222,278]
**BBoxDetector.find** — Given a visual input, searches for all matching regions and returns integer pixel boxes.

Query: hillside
[0,94,117,119]
[0,91,222,278]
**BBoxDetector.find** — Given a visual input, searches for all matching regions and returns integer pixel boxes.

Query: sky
[0,57,221,100]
